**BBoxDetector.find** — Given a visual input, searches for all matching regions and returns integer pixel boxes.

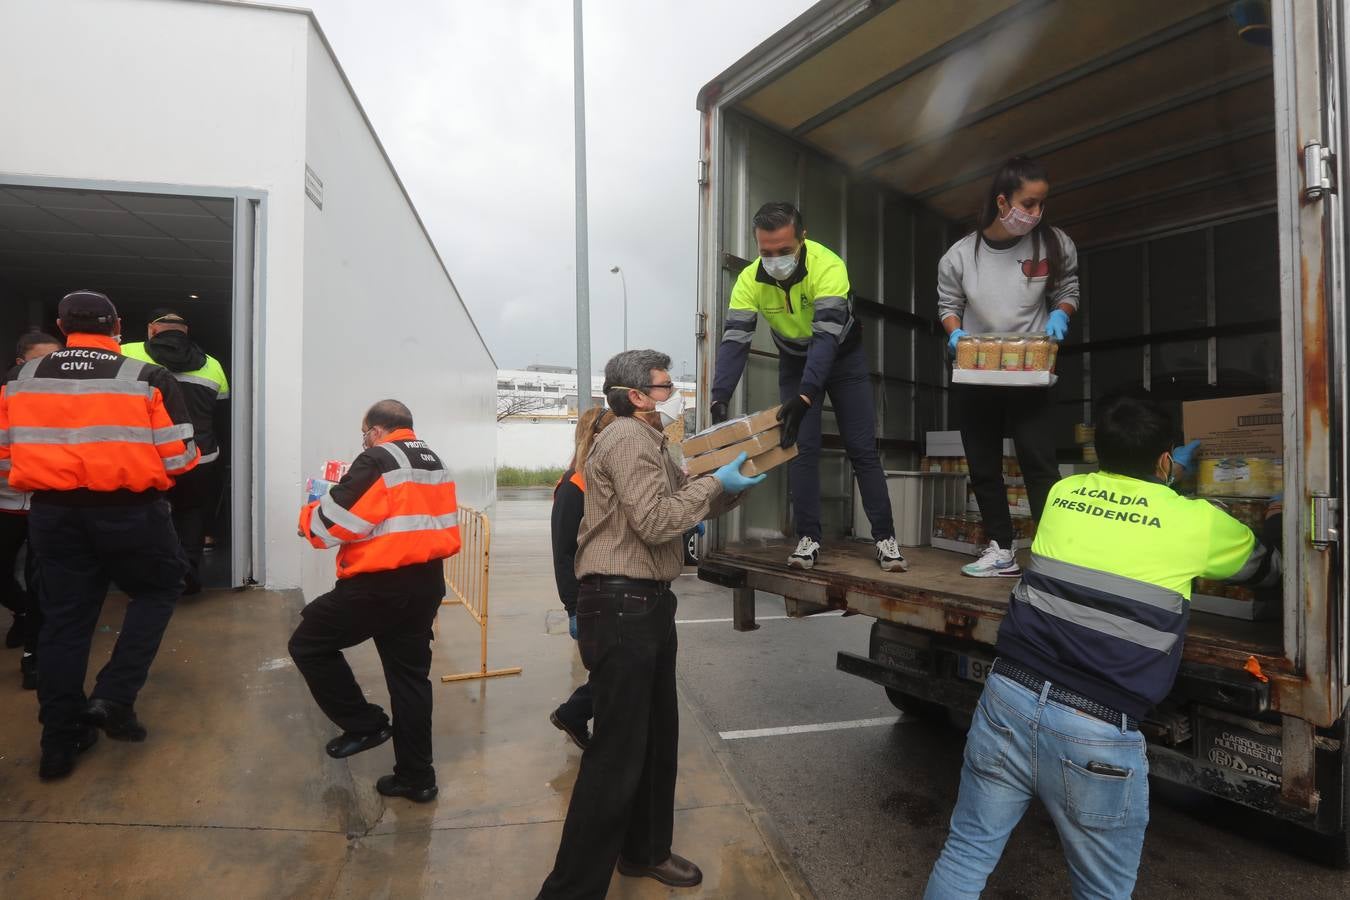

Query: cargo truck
[693,0,1350,859]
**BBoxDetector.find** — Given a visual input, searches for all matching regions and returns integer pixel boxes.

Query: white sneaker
[961,541,1020,578]
[787,536,820,570]
[876,537,909,572]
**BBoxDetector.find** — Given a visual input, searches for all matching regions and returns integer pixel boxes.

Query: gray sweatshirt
[937,227,1080,334]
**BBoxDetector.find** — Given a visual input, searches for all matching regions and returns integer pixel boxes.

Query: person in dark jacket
[0,331,62,689]
[122,309,229,595]
[549,406,611,749]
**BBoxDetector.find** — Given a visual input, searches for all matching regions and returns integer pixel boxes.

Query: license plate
[957,654,993,684]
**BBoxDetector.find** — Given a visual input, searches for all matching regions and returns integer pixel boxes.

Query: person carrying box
[710,201,906,573]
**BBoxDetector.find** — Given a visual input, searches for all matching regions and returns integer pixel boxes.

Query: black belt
[993,659,1139,732]
[580,575,672,591]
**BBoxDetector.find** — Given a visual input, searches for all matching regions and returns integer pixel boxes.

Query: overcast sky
[303,0,815,377]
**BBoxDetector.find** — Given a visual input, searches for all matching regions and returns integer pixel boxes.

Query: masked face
[999,203,1041,236]
[361,425,380,450]
[652,390,686,428]
[761,250,799,281]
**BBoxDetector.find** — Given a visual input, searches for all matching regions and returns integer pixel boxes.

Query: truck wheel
[885,688,945,720]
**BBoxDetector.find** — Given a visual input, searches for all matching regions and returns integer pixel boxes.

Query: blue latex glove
[1046,309,1070,341]
[713,451,767,493]
[1170,439,1201,473]
[947,328,968,354]
[695,521,706,536]
[568,615,577,640]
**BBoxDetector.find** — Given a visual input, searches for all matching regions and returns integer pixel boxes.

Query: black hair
[364,399,414,430]
[752,201,804,239]
[975,155,1063,294]
[16,330,61,358]
[1095,391,1175,480]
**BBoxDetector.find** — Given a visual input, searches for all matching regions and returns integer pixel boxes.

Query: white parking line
[718,716,902,741]
[675,611,845,625]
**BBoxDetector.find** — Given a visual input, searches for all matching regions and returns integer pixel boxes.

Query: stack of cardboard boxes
[682,406,799,478]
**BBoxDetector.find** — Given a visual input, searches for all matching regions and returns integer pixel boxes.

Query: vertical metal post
[573,0,592,412]
[610,264,628,351]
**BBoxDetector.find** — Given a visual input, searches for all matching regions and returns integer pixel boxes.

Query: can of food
[1001,337,1027,371]
[955,335,979,369]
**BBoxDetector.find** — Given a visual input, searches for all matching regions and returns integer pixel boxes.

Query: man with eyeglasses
[710,200,906,574]
[537,349,765,898]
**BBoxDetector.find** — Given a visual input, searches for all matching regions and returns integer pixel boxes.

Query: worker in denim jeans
[925,392,1283,898]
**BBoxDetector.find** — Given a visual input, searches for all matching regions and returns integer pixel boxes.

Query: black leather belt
[580,575,672,591]
[993,658,1139,732]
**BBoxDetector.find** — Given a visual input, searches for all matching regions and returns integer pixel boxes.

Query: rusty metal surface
[1282,714,1322,811]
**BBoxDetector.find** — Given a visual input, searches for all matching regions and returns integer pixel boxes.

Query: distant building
[496,367,694,469]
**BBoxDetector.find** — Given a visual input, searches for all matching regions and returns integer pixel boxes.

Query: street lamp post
[609,264,627,351]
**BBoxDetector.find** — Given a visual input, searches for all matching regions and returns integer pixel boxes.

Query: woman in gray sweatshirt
[937,156,1080,578]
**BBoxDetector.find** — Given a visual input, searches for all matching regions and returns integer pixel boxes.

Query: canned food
[954,335,979,370]
[974,337,1000,370]
[1024,336,1053,371]
[1001,337,1027,371]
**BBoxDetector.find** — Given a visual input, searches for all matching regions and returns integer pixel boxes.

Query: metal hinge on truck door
[1303,141,1336,199]
[695,311,707,340]
[697,158,709,186]
[1311,495,1340,549]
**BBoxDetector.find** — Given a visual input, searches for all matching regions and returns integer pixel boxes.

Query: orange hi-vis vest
[0,333,199,495]
[299,428,461,578]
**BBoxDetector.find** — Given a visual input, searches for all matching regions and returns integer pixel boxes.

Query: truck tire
[885,688,945,720]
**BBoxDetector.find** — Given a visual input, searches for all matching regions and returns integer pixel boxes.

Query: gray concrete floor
[0,491,805,899]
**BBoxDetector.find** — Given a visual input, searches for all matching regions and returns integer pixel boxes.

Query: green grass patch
[497,466,566,487]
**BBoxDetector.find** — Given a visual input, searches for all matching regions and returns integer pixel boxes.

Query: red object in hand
[324,460,349,482]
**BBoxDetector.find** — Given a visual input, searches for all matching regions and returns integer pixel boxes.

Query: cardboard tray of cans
[952,333,1058,386]
[931,513,1034,554]
[681,407,798,479]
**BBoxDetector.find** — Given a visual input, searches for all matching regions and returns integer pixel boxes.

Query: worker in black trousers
[290,399,461,802]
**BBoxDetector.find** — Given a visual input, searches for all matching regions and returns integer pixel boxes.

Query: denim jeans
[925,672,1150,900]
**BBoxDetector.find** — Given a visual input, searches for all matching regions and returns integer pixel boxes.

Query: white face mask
[761,251,799,281]
[999,204,1041,237]
[653,390,686,428]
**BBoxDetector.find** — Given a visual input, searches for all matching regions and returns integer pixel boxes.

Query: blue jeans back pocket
[1062,758,1133,829]
[965,702,1014,776]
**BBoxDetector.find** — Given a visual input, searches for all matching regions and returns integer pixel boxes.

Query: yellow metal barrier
[440,505,523,683]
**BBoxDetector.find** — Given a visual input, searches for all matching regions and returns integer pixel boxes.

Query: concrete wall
[497,420,577,470]
[300,26,497,598]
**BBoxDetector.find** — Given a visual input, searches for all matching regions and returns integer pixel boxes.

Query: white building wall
[0,0,497,597]
[1,0,311,588]
[300,27,496,598]
[498,420,577,470]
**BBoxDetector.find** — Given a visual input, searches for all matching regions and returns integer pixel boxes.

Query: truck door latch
[1303,141,1336,200]
[1311,494,1340,549]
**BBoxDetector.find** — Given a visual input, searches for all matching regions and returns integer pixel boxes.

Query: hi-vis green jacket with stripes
[712,239,860,404]
[997,471,1280,719]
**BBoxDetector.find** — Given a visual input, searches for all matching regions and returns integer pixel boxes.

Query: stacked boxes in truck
[693,0,1348,861]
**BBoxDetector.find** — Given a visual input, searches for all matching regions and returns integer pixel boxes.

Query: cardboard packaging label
[682,406,781,458]
[1183,393,1282,459]
[686,428,784,477]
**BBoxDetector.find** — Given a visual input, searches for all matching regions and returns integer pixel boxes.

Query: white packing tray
[952,370,1058,387]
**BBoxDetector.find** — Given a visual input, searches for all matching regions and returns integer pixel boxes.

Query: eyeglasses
[644,382,675,391]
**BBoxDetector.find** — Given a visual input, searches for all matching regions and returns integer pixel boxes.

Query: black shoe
[39,726,98,781]
[325,726,392,759]
[375,773,438,803]
[20,654,36,691]
[617,853,703,888]
[549,709,591,750]
[5,614,26,649]
[83,698,148,742]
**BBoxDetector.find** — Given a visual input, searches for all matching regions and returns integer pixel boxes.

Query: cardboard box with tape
[682,406,797,478]
[1182,393,1284,499]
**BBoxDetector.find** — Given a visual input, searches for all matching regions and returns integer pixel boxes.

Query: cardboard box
[686,428,784,477]
[682,406,781,457]
[1183,394,1283,459]
[742,443,798,476]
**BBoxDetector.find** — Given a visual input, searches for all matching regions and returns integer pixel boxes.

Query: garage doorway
[0,181,257,588]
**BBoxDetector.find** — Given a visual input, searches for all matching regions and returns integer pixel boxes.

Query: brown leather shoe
[617,853,703,888]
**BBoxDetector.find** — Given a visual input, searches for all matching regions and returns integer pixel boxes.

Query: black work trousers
[288,576,445,786]
[953,385,1060,548]
[0,514,41,653]
[778,342,894,542]
[28,498,185,749]
[169,460,219,591]
[556,680,593,726]
[539,580,679,900]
